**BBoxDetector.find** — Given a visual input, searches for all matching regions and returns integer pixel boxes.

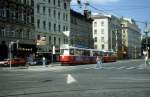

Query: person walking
[143,48,149,69]
[42,56,46,67]
[95,55,102,69]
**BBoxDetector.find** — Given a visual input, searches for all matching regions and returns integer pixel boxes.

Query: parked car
[1,58,26,67]
[0,60,8,67]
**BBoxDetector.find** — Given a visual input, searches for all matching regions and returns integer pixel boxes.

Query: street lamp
[9,40,19,69]
[9,41,14,69]
[115,29,118,52]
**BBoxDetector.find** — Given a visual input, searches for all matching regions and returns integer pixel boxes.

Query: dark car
[30,58,50,65]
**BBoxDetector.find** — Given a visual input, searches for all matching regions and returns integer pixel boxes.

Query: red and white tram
[59,44,117,65]
[103,51,117,62]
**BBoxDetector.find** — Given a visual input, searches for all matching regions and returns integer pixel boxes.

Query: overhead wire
[71,3,149,24]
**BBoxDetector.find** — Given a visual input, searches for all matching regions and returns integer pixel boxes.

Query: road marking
[116,66,126,69]
[83,66,145,70]
[66,74,77,84]
[126,67,136,70]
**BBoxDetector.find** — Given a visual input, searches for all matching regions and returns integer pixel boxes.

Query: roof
[70,9,93,22]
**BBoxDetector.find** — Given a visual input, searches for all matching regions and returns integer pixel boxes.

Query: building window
[48,0,51,3]
[49,36,51,44]
[94,29,97,34]
[53,0,56,5]
[59,38,61,45]
[53,10,56,18]
[54,37,56,45]
[54,23,56,32]
[49,22,51,31]
[37,5,40,13]
[0,27,5,37]
[101,29,104,34]
[101,37,104,42]
[24,0,27,4]
[63,26,65,31]
[64,3,67,9]
[26,0,30,5]
[58,0,60,7]
[101,21,104,26]
[17,29,22,38]
[63,13,65,21]
[58,12,60,19]
[94,37,97,42]
[37,19,40,28]
[102,44,104,49]
[43,21,46,29]
[66,14,68,21]
[43,6,46,14]
[66,26,68,31]
[0,8,5,17]
[94,45,97,49]
[49,8,51,16]
[94,22,97,27]
[58,25,61,32]
[26,30,30,39]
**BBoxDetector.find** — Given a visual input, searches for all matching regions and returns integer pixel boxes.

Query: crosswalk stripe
[137,67,145,70]
[116,66,126,69]
[83,66,145,70]
[126,67,136,69]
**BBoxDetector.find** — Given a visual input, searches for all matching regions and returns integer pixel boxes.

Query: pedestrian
[143,48,149,69]
[95,55,102,69]
[26,55,30,68]
[42,56,46,67]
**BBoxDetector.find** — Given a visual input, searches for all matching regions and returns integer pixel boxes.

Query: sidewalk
[0,63,64,71]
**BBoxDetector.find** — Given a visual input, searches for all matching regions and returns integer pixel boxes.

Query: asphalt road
[0,59,150,97]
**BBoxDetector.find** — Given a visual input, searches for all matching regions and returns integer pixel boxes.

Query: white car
[0,60,7,66]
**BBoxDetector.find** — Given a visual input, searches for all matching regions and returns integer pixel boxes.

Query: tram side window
[92,51,103,56]
[104,52,112,56]
[75,49,82,56]
[60,49,69,55]
[83,50,90,56]
[99,51,104,56]
[70,49,74,55]
[93,51,98,56]
[104,52,108,56]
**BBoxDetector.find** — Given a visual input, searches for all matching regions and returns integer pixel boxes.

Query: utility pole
[9,40,19,69]
[144,21,150,48]
[77,0,90,11]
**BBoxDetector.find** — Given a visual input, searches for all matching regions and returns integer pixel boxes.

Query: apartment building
[92,14,122,58]
[121,18,141,59]
[0,0,35,60]
[34,0,71,53]
[70,10,93,48]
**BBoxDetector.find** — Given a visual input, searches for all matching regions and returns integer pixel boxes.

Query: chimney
[84,10,91,19]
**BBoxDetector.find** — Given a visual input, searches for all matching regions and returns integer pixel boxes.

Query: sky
[71,0,150,34]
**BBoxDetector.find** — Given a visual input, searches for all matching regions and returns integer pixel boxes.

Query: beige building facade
[121,18,141,59]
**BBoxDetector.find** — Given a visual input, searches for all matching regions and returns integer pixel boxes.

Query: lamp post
[9,40,19,69]
[9,41,14,69]
[144,22,150,48]
[51,45,55,64]
[115,29,118,52]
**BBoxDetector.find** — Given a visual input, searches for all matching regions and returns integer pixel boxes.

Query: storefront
[14,44,37,58]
